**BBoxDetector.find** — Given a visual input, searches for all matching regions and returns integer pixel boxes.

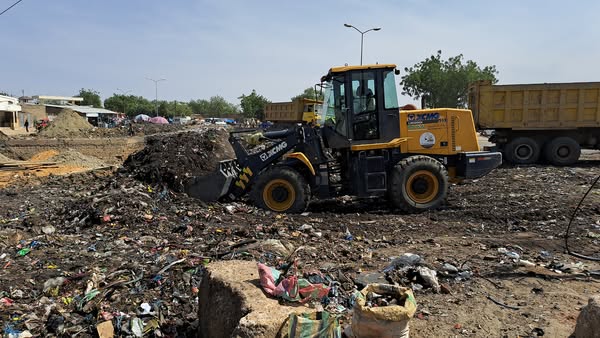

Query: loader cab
[320,64,401,148]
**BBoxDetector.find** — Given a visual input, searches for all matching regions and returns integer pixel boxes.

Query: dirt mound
[0,152,15,163]
[124,128,234,192]
[38,109,93,138]
[48,149,106,168]
[29,150,60,162]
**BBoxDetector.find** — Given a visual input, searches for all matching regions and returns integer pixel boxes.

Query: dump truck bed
[264,98,321,122]
[469,81,600,130]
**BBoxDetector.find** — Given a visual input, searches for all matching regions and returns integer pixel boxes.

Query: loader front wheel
[251,167,310,213]
[390,156,448,213]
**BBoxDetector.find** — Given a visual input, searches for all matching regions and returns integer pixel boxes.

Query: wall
[20,104,47,121]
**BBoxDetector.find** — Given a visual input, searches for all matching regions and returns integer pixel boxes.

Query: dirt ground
[0,134,599,336]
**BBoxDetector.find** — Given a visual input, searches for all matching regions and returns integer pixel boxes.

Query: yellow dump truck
[264,98,322,125]
[469,81,600,165]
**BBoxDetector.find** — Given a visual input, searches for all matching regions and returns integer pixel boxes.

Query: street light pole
[343,24,381,65]
[146,77,166,116]
[116,88,131,117]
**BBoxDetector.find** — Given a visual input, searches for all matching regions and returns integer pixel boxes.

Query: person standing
[24,119,29,133]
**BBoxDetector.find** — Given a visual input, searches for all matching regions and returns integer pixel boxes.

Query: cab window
[383,70,399,109]
[350,71,379,140]
[322,75,347,137]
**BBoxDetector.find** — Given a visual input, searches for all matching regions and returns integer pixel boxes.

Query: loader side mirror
[394,69,400,75]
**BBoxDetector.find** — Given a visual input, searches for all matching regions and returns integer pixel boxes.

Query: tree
[189,96,239,117]
[291,87,324,102]
[76,88,102,108]
[104,94,155,116]
[400,50,498,108]
[238,90,270,120]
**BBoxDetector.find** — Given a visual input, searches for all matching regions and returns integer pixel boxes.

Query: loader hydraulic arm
[225,127,303,197]
[185,125,315,203]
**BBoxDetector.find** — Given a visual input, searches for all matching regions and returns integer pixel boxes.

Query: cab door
[378,69,401,142]
[347,69,400,144]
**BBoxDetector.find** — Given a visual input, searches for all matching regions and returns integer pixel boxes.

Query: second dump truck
[469,81,600,165]
[264,98,322,125]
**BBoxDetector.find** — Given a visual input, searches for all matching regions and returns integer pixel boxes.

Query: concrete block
[198,260,313,338]
[574,295,600,338]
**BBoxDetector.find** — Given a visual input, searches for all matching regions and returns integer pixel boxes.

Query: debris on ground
[0,132,598,336]
[124,128,234,192]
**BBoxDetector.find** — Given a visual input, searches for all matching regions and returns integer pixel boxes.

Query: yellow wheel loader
[186,64,502,213]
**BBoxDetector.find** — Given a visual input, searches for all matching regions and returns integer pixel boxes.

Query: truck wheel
[543,137,580,166]
[504,137,540,164]
[251,167,310,213]
[390,155,448,213]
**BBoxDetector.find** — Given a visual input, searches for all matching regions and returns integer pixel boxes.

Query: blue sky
[2,0,600,106]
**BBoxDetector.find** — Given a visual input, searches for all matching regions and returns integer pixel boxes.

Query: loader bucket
[185,159,241,202]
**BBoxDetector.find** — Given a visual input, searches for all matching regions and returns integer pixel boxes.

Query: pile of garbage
[124,128,234,192]
[38,109,93,138]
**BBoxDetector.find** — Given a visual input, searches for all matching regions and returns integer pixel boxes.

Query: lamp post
[343,24,381,65]
[116,88,131,117]
[146,77,166,116]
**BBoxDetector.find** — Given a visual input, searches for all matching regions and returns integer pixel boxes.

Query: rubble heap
[124,128,234,192]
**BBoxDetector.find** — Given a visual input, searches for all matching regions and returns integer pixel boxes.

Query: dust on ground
[0,131,598,337]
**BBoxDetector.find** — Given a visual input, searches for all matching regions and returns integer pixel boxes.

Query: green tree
[104,94,154,116]
[189,96,239,117]
[238,90,270,120]
[401,50,498,108]
[291,87,324,101]
[76,88,102,108]
[154,100,193,117]
[158,101,169,116]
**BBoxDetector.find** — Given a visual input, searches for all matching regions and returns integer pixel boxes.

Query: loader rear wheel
[251,167,310,213]
[504,137,540,164]
[390,156,448,213]
[543,137,580,166]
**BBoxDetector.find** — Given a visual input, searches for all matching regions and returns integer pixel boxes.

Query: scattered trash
[257,262,330,303]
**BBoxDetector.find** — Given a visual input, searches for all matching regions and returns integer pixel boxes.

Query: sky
[2,0,600,106]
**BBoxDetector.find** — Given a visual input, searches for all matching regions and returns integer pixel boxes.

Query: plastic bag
[350,284,417,338]
[257,262,329,303]
[283,311,341,338]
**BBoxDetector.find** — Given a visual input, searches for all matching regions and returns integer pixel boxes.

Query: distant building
[44,104,120,127]
[4,95,121,130]
[32,95,84,105]
[0,95,23,130]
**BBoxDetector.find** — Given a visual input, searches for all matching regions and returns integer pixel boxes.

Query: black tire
[504,137,540,164]
[250,166,310,213]
[389,155,448,213]
[543,137,580,166]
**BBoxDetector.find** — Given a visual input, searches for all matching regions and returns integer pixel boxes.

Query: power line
[0,0,24,17]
